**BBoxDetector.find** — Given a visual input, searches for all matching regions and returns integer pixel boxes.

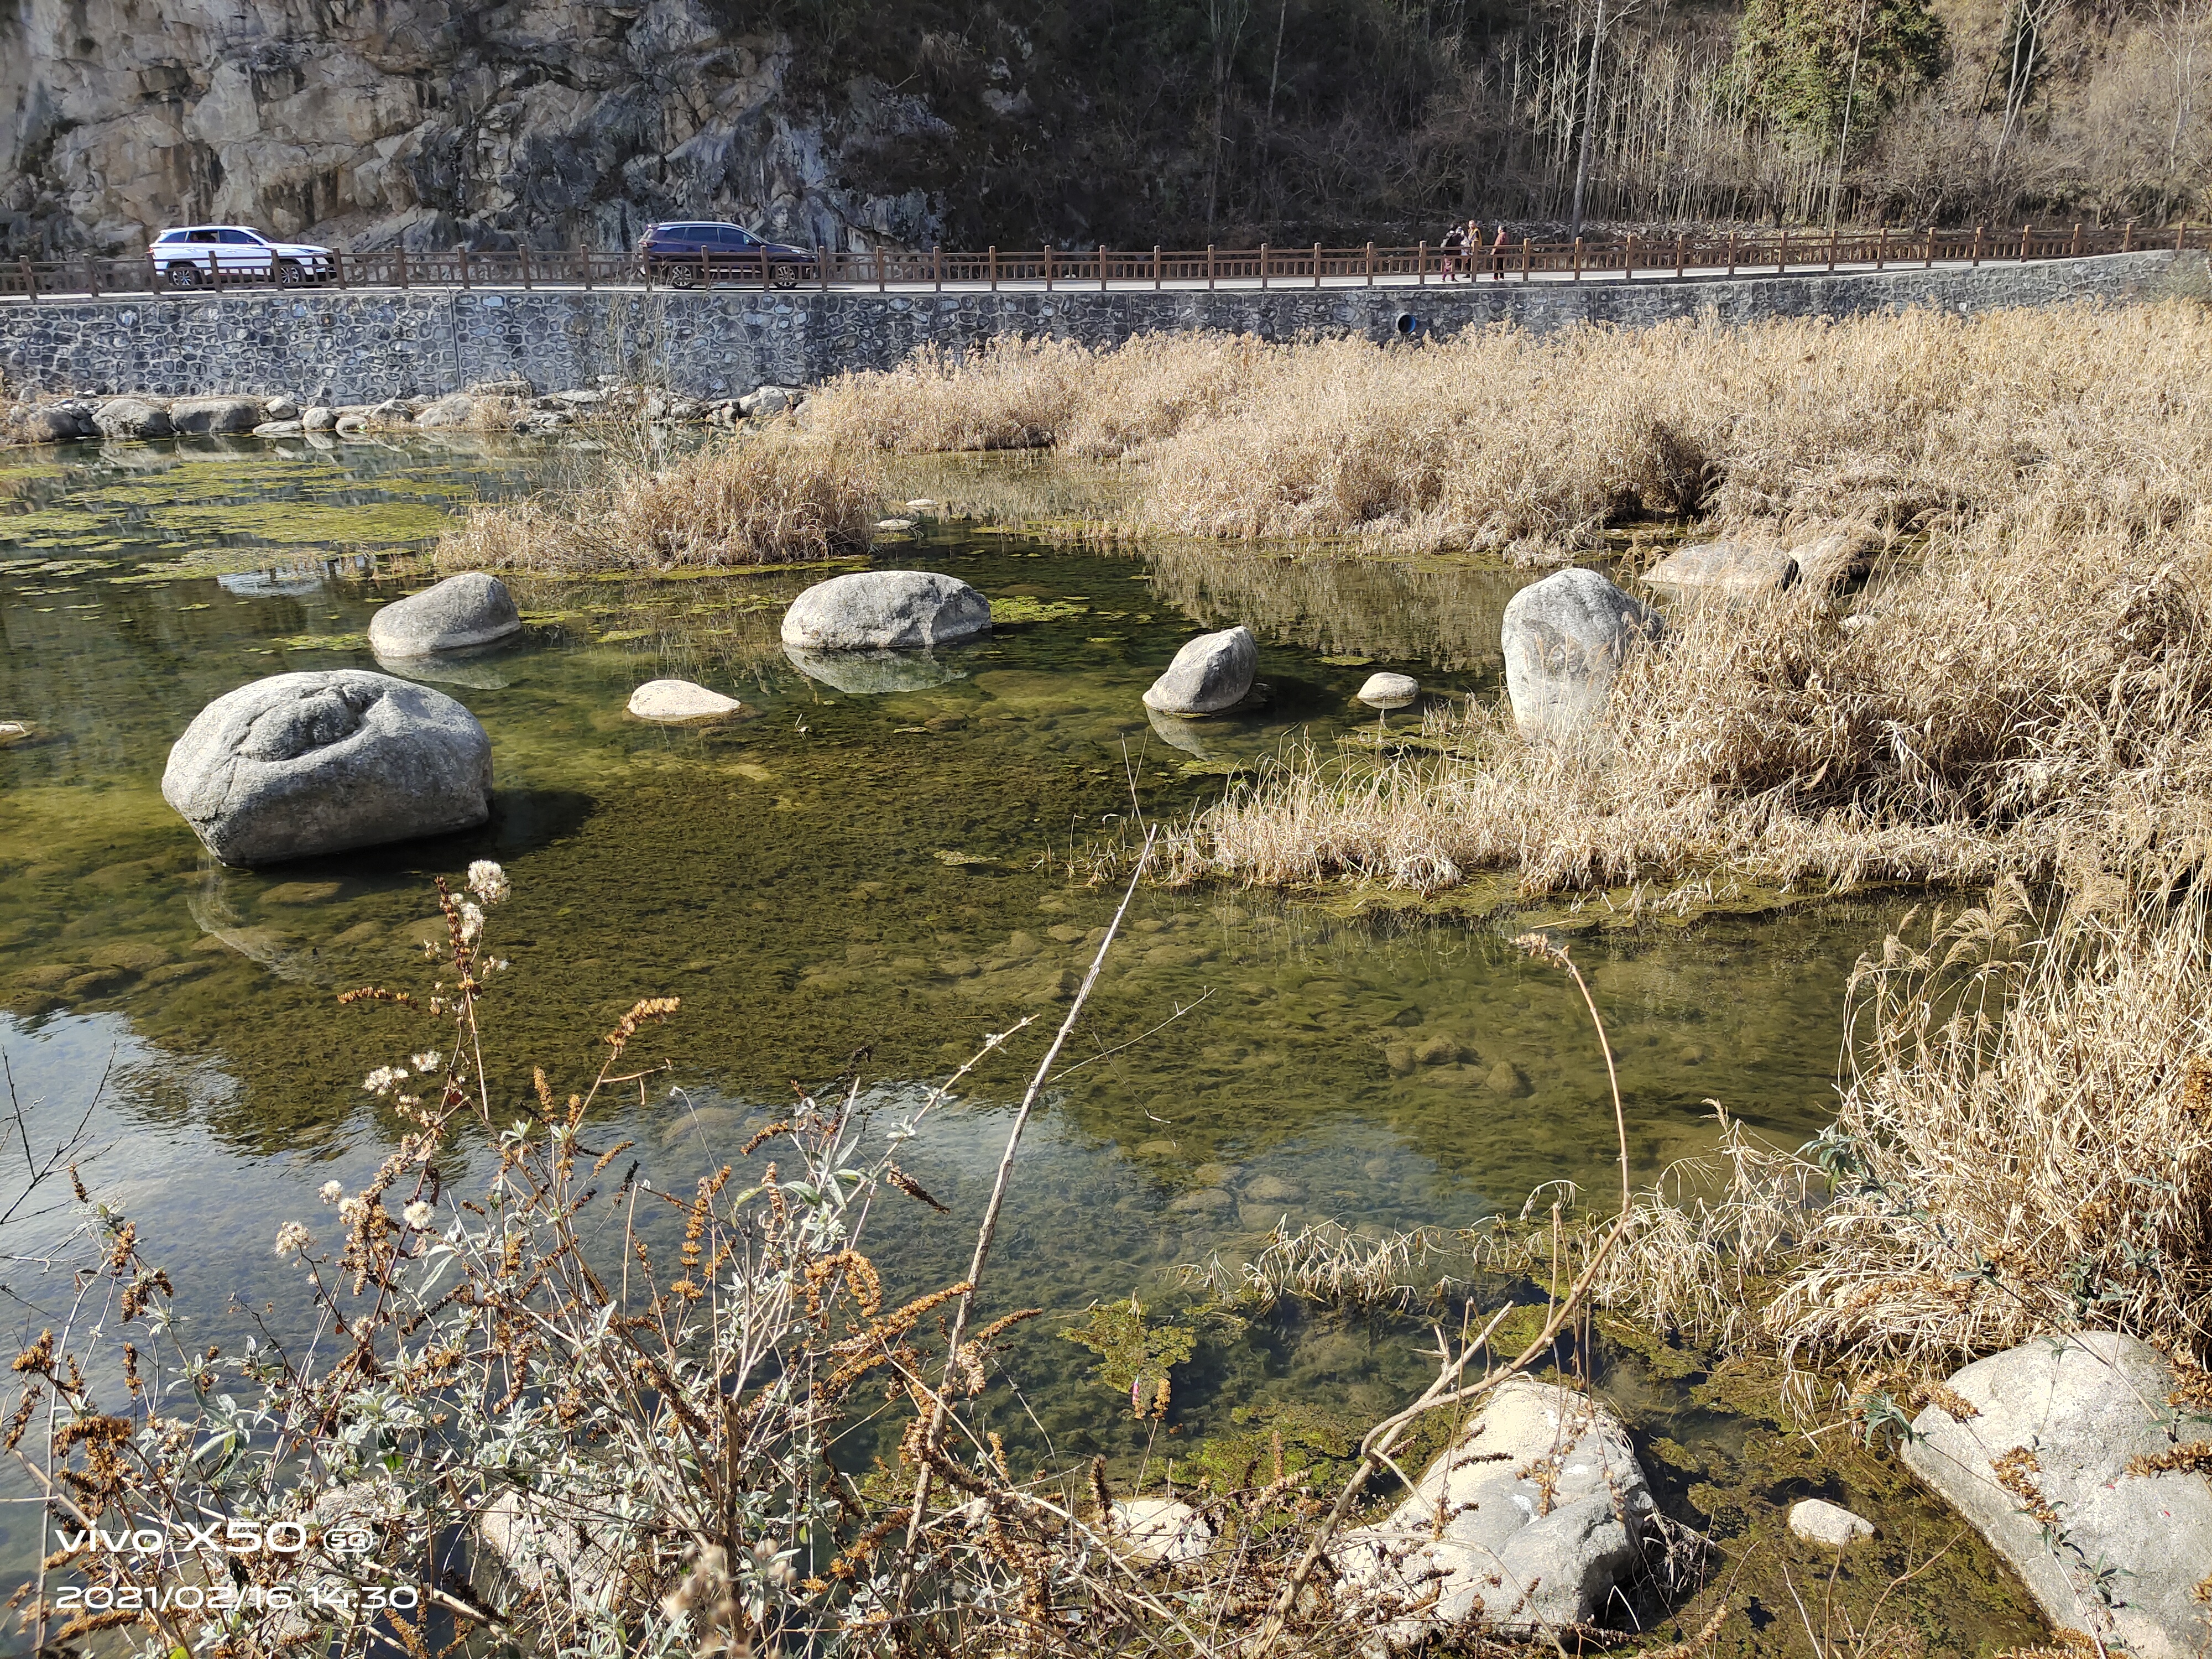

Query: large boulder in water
[368,572,523,658]
[1142,625,1257,716]
[1501,568,1665,739]
[1903,1333,2212,1658]
[780,571,991,651]
[1337,1374,1654,1637]
[161,671,493,865]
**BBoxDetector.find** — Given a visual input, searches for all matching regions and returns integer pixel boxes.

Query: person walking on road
[1439,221,1465,280]
[1490,223,1509,280]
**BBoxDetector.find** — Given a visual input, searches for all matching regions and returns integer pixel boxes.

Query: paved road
[3,257,2007,305]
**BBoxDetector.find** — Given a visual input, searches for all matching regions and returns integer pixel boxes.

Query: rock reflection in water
[783,643,967,694]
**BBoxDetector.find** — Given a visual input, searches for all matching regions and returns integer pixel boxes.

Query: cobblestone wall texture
[0,252,2196,403]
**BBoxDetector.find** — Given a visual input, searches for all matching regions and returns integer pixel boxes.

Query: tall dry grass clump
[1180,507,2212,898]
[439,425,880,573]
[1540,875,2212,1386]
[806,301,2212,559]
[1769,878,2212,1376]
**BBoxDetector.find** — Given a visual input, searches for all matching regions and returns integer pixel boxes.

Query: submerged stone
[161,670,493,866]
[628,679,742,722]
[1788,1498,1875,1548]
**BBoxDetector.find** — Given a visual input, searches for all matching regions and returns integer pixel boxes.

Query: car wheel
[773,264,800,290]
[166,262,202,290]
[275,260,305,288]
[669,263,698,290]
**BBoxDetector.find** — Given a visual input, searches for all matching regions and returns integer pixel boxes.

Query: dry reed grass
[1495,873,2212,1387]
[1175,508,2212,899]
[806,301,2212,559]
[1769,877,2212,1376]
[438,424,881,573]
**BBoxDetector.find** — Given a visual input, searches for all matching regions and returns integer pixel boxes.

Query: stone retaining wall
[1,251,2199,404]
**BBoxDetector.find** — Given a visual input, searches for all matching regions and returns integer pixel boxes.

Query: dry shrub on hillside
[1180,509,2212,896]
[439,427,880,572]
[807,302,2212,558]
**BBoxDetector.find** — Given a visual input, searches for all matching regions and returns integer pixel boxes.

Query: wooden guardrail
[2,222,2204,302]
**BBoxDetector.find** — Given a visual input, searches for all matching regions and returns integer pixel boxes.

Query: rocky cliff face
[0,0,946,257]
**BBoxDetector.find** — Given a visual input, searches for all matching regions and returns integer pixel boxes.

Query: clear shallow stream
[0,435,1994,1641]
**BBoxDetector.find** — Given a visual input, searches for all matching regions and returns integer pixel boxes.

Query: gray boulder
[161,671,493,865]
[1501,568,1666,740]
[1338,1374,1653,1637]
[1903,1332,2212,1659]
[252,420,304,437]
[368,572,523,658]
[94,397,171,440]
[169,396,264,436]
[1357,671,1421,708]
[12,406,92,444]
[301,406,337,432]
[415,394,478,430]
[1642,541,1798,597]
[262,396,300,421]
[1143,625,1258,716]
[784,644,964,695]
[781,571,992,651]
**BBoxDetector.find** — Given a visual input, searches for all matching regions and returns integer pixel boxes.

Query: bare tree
[1568,0,1646,233]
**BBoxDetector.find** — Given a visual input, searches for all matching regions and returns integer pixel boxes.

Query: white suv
[152,226,336,288]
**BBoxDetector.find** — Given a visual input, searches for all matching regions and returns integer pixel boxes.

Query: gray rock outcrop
[169,395,265,436]
[161,670,493,865]
[781,571,992,651]
[1642,541,1798,597]
[1903,1332,2212,1658]
[1501,568,1666,740]
[1338,1374,1653,1637]
[302,406,337,432]
[367,572,523,658]
[627,679,741,722]
[1143,625,1258,716]
[94,397,171,440]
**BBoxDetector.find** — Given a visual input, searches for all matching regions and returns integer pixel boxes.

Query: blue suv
[638,222,819,288]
